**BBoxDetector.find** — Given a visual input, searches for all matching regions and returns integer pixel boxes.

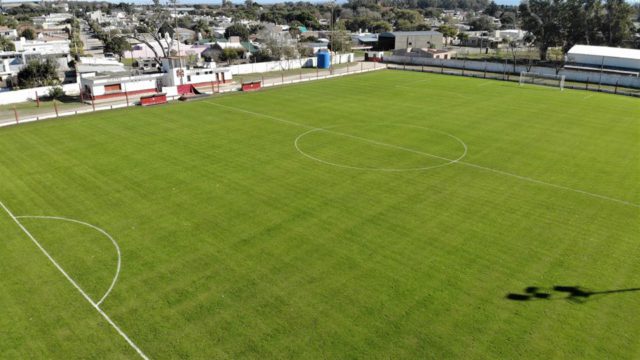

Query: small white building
[161,57,232,87]
[80,72,164,100]
[567,45,640,71]
[79,57,232,100]
[33,13,73,30]
[14,38,70,55]
[0,27,18,40]
[495,29,525,42]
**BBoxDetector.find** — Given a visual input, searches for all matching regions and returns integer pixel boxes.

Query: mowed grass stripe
[0,70,638,358]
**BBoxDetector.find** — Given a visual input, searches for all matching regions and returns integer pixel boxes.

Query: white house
[14,38,70,55]
[161,57,232,87]
[0,27,18,40]
[32,13,73,30]
[80,72,164,100]
[79,57,232,100]
[567,45,640,71]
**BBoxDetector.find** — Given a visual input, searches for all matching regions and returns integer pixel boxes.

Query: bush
[48,86,65,100]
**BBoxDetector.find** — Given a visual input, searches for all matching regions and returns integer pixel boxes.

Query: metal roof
[379,31,442,37]
[568,45,640,60]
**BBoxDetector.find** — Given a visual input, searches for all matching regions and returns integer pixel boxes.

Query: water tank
[317,51,331,69]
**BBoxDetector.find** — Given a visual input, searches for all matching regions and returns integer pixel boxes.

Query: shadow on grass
[506,286,640,303]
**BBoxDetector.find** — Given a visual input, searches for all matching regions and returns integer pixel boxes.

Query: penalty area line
[0,201,149,360]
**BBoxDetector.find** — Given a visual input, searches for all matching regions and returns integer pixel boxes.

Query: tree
[224,23,250,41]
[469,15,497,31]
[256,25,299,61]
[457,32,470,44]
[329,20,352,52]
[220,47,244,64]
[370,20,392,33]
[438,25,457,45]
[484,1,500,16]
[499,11,517,28]
[519,0,564,60]
[21,27,36,40]
[603,0,635,47]
[104,36,132,59]
[17,58,59,89]
[0,36,15,51]
[123,0,176,67]
[192,19,211,38]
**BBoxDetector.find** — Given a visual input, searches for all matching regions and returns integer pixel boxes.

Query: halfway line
[205,101,639,208]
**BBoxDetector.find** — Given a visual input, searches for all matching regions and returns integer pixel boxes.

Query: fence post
[615,80,618,94]
[586,78,590,90]
[483,61,487,78]
[211,80,215,95]
[503,59,507,80]
[360,62,363,72]
[53,100,59,117]
[91,97,96,111]
[281,73,284,85]
[13,106,18,124]
[299,67,302,81]
[125,90,130,107]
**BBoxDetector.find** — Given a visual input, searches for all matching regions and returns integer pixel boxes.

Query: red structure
[177,84,194,95]
[139,93,167,106]
[242,81,262,91]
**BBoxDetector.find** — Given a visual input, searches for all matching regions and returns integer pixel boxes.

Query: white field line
[14,215,120,306]
[205,101,640,208]
[477,81,493,87]
[294,124,468,172]
[206,102,460,165]
[0,201,149,360]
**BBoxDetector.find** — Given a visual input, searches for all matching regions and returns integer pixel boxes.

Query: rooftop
[568,45,640,60]
[379,31,442,37]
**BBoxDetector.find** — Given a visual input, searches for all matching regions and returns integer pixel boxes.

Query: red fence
[241,81,262,92]
[140,93,167,106]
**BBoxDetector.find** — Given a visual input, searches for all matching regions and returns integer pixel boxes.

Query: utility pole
[330,1,335,54]
[172,0,184,85]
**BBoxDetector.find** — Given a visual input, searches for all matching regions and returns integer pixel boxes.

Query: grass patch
[0,70,638,358]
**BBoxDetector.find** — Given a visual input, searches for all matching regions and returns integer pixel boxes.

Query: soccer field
[0,70,638,359]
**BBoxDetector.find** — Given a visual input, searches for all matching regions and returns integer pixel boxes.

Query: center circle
[294,123,468,171]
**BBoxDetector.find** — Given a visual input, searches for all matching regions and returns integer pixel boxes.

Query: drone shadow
[506,286,640,303]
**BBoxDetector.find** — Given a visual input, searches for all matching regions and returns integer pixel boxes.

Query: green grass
[0,70,639,359]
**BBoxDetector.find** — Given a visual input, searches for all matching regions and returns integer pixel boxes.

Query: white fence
[0,61,385,129]
[0,83,81,106]
[225,53,355,75]
[384,55,640,89]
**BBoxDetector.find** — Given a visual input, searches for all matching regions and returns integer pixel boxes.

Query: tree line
[519,0,637,60]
